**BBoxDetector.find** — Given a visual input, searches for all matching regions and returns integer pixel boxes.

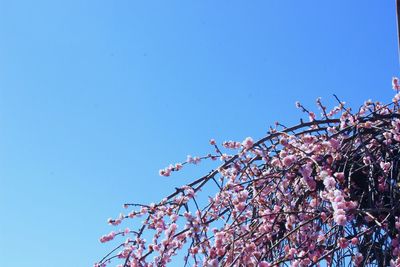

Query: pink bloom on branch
[270,157,281,168]
[258,261,270,267]
[345,200,358,210]
[380,162,391,173]
[242,137,254,149]
[329,138,341,150]
[309,111,316,122]
[393,77,400,90]
[170,213,178,222]
[304,176,317,191]
[354,253,364,266]
[282,155,297,167]
[207,259,219,267]
[140,206,148,214]
[335,213,347,226]
[323,176,336,190]
[186,155,194,163]
[338,237,348,249]
[159,168,171,177]
[334,195,344,203]
[100,231,116,243]
[108,217,122,226]
[158,165,174,177]
[279,137,288,146]
[363,156,371,165]
[174,163,183,170]
[299,164,313,178]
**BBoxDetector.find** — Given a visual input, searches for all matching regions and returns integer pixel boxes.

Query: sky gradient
[0,1,398,266]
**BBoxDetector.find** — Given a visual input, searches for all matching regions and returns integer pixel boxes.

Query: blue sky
[0,1,397,266]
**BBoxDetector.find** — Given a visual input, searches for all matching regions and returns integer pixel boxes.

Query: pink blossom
[236,202,246,211]
[140,206,148,214]
[354,253,363,266]
[279,137,288,146]
[192,156,201,164]
[108,218,122,226]
[207,259,219,267]
[258,261,270,267]
[338,237,348,248]
[392,119,400,133]
[282,155,297,167]
[100,231,116,243]
[270,158,281,167]
[380,162,391,173]
[159,168,171,177]
[299,164,313,177]
[170,214,178,222]
[334,195,344,203]
[323,176,336,190]
[220,153,230,161]
[345,201,358,210]
[335,213,347,226]
[363,156,371,165]
[309,111,316,121]
[174,163,183,170]
[242,137,254,150]
[190,246,199,255]
[393,77,400,90]
[329,138,341,150]
[186,155,194,163]
[303,176,316,191]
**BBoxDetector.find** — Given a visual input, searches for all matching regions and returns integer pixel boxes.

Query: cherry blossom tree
[95,80,400,267]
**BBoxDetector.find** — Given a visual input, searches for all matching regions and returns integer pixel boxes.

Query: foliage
[96,81,400,267]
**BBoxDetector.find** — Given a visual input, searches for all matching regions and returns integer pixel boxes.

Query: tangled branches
[96,88,400,267]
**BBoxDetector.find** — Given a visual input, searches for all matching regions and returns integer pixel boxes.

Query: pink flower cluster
[99,231,116,243]
[222,140,242,149]
[96,82,400,267]
[241,137,254,150]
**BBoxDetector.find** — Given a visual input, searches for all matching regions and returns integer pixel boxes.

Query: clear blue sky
[0,1,397,266]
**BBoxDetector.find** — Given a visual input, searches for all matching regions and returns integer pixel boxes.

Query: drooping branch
[96,88,400,267]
